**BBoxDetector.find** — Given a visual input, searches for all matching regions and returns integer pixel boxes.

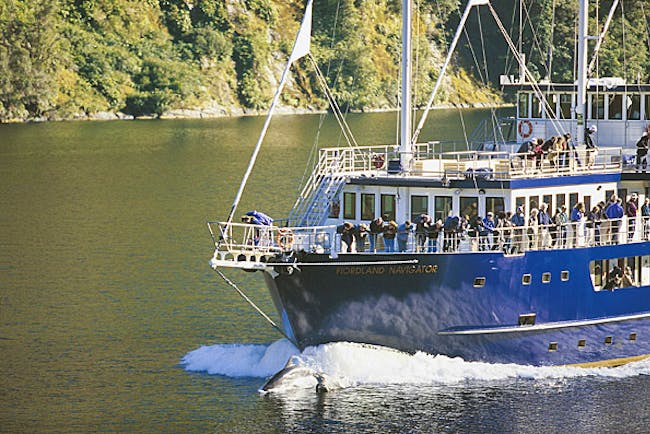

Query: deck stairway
[288,155,348,227]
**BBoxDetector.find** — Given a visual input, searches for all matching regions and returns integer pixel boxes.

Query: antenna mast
[400,0,413,172]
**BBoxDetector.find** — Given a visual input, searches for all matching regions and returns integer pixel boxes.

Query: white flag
[288,0,313,63]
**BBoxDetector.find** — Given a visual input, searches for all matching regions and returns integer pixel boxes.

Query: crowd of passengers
[337,194,650,254]
[516,127,649,171]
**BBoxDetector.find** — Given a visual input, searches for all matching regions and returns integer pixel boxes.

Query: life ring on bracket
[276,228,294,250]
[518,120,533,139]
[372,153,386,169]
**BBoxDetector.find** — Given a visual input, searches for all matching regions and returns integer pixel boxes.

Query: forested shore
[1,0,648,123]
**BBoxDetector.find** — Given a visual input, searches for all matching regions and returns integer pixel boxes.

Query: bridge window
[434,196,452,222]
[608,94,623,119]
[627,95,641,120]
[411,195,428,223]
[518,93,529,118]
[531,95,543,118]
[560,94,573,119]
[381,194,396,221]
[343,192,356,220]
[486,197,505,215]
[361,194,375,220]
[460,196,478,221]
[591,94,605,119]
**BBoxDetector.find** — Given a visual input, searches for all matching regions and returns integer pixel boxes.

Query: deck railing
[313,144,624,180]
[208,217,649,269]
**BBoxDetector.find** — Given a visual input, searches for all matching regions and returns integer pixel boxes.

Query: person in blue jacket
[605,195,624,244]
[396,221,414,252]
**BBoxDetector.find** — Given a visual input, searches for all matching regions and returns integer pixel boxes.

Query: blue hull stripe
[439,311,650,335]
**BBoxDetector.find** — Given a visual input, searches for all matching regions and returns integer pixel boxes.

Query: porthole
[518,313,536,326]
[522,274,532,285]
[605,336,613,345]
[473,277,486,288]
[561,270,569,281]
[548,342,558,352]
[542,272,551,283]
[577,339,586,348]
[629,333,637,341]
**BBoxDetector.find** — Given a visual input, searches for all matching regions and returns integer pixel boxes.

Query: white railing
[311,144,623,180]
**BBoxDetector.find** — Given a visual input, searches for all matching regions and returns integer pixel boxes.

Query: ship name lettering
[336,266,386,275]
[388,264,438,275]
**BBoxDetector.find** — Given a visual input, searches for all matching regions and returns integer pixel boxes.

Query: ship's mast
[400,0,413,172]
[575,0,589,144]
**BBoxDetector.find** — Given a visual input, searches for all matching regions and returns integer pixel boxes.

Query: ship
[208,0,650,367]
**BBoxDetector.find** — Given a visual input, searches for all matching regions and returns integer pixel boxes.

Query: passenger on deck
[443,212,460,252]
[626,194,638,241]
[642,198,650,240]
[553,205,568,248]
[369,216,384,252]
[623,266,636,287]
[537,203,552,248]
[605,195,624,244]
[585,125,598,168]
[382,220,398,253]
[511,206,526,253]
[636,132,648,171]
[337,221,355,253]
[354,223,369,252]
[482,212,496,250]
[416,214,430,252]
[569,202,585,247]
[586,206,601,246]
[427,220,442,253]
[527,208,539,249]
[396,221,413,253]
[604,265,623,290]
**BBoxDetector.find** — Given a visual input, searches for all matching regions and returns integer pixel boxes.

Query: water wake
[181,339,650,393]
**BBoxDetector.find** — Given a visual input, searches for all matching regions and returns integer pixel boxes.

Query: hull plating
[266,243,650,366]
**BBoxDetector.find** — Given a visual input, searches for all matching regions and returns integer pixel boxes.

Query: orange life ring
[372,153,385,169]
[518,120,533,138]
[276,228,294,250]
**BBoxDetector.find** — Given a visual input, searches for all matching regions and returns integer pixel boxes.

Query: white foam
[182,340,650,390]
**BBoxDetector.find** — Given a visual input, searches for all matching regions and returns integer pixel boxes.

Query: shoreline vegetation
[2,1,647,124]
[2,101,512,124]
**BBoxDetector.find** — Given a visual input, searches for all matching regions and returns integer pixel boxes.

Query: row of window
[473,271,570,288]
[548,333,637,352]
[337,192,506,223]
[518,92,650,121]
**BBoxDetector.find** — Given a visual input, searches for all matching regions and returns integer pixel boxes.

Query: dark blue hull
[265,243,650,366]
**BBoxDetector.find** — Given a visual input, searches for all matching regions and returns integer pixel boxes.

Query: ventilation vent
[605,336,613,345]
[518,313,536,326]
[548,342,558,352]
[473,277,486,288]
[577,339,586,348]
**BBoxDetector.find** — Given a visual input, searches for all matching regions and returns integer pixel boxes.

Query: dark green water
[2,109,649,433]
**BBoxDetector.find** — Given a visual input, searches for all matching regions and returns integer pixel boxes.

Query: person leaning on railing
[626,194,638,241]
[642,198,650,240]
[538,203,553,249]
[605,195,624,244]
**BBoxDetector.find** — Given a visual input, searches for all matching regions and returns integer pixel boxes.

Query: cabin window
[561,270,570,281]
[591,94,605,119]
[560,94,573,119]
[434,196,452,222]
[627,95,641,120]
[605,190,615,202]
[542,272,552,283]
[543,195,553,211]
[591,255,649,291]
[518,93,529,118]
[486,197,505,215]
[531,95,543,118]
[569,193,578,211]
[556,193,566,211]
[460,197,478,221]
[411,195,428,223]
[522,274,532,285]
[584,195,591,213]
[529,196,539,213]
[473,277,486,288]
[516,197,525,211]
[381,194,396,222]
[645,95,650,120]
[361,194,375,220]
[546,93,558,117]
[343,192,356,220]
[329,199,340,218]
[548,342,558,352]
[608,94,623,119]
[578,339,586,348]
